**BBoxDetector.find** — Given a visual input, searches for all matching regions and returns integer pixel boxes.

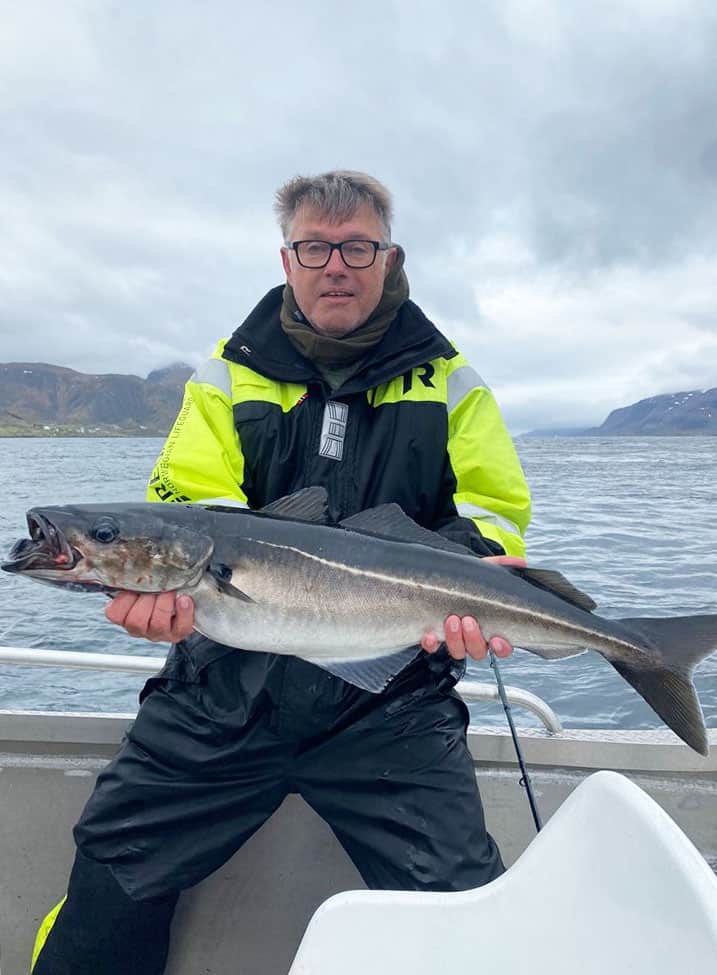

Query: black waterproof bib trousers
[32,645,503,974]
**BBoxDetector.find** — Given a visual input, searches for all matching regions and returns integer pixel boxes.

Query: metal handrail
[0,645,165,674]
[456,679,563,734]
[0,646,563,733]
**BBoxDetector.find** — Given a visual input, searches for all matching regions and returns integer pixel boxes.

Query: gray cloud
[1,1,716,431]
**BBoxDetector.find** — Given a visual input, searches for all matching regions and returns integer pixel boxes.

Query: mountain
[596,388,717,435]
[146,363,196,386]
[0,362,194,436]
[4,364,715,439]
[519,426,591,438]
[523,387,717,437]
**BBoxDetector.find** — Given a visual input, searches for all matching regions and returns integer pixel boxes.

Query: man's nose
[324,246,347,273]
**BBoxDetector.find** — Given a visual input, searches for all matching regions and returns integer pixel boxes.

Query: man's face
[281,203,397,338]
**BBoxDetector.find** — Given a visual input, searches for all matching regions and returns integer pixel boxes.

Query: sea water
[0,436,715,730]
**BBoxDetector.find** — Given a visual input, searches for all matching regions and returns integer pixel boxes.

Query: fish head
[1,503,214,594]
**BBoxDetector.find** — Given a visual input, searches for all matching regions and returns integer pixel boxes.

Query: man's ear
[280,247,293,284]
[384,245,398,277]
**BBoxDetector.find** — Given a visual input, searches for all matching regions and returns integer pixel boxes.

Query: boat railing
[0,645,563,733]
[456,679,562,733]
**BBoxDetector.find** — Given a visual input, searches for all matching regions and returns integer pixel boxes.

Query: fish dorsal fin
[339,504,470,555]
[259,487,330,523]
[510,567,597,612]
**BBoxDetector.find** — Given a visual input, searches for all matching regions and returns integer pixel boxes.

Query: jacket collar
[222,285,454,394]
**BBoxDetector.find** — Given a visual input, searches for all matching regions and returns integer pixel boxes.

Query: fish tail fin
[613,615,717,756]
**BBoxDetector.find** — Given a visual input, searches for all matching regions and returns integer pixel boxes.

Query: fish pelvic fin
[305,648,422,693]
[614,614,717,756]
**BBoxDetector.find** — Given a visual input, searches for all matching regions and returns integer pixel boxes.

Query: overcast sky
[1,1,716,432]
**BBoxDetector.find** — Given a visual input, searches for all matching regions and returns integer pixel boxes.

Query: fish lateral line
[245,539,636,648]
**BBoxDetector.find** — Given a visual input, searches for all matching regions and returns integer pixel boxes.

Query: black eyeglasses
[287,239,390,269]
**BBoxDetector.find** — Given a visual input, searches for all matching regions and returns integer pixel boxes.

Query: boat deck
[1,710,715,974]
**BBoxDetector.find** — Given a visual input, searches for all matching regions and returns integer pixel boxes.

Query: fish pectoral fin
[339,505,470,555]
[207,563,254,602]
[509,567,597,612]
[259,487,330,523]
[304,647,422,693]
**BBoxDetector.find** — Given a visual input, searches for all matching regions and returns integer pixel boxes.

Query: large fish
[2,488,716,755]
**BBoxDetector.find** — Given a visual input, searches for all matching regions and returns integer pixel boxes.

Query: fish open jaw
[1,512,79,573]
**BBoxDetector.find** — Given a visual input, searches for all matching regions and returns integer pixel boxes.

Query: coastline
[0,426,169,438]
[3,427,715,440]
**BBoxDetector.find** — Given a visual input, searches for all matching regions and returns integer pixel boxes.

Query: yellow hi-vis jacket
[148,287,531,557]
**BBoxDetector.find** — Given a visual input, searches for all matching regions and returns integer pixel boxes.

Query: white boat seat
[287,770,717,974]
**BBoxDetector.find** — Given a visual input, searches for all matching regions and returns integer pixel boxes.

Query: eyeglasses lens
[296,241,376,268]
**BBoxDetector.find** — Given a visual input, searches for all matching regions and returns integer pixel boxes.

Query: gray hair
[274,170,393,242]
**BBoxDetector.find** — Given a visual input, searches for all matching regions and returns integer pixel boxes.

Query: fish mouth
[1,511,80,574]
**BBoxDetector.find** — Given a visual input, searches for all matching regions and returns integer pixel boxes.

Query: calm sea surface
[0,436,715,732]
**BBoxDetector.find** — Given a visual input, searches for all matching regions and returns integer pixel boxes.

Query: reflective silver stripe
[191,357,232,399]
[195,496,248,508]
[319,401,349,461]
[446,364,488,413]
[456,502,520,538]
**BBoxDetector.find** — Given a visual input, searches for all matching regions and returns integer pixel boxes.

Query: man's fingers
[442,615,487,661]
[488,635,513,659]
[169,595,195,642]
[483,555,527,567]
[422,540,526,659]
[104,592,194,642]
[104,592,140,628]
[121,594,158,639]
[443,615,465,659]
[460,616,489,661]
[146,591,180,641]
[420,631,441,653]
[437,616,514,661]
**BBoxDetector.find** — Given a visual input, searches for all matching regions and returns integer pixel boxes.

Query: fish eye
[92,519,119,544]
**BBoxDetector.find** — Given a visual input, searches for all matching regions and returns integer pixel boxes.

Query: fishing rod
[489,651,543,832]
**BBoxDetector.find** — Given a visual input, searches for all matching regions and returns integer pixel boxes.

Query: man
[32,171,531,974]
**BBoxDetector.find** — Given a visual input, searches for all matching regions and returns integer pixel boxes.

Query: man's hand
[420,555,527,661]
[105,591,195,643]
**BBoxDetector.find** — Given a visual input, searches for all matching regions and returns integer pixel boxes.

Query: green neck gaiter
[280,245,409,368]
